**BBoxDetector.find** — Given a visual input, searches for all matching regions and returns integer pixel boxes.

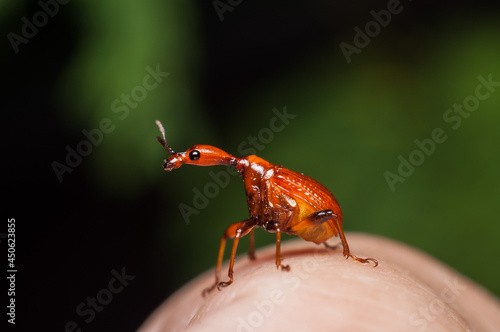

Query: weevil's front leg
[202,233,227,297]
[202,219,256,296]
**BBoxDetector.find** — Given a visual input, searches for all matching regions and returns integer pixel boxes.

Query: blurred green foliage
[12,1,498,297]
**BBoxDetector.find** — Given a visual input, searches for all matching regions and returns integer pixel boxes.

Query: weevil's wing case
[271,166,342,243]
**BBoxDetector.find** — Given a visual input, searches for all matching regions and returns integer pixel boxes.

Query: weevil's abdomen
[272,166,343,243]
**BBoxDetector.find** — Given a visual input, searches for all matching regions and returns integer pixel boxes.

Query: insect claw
[368,258,379,267]
[361,257,378,267]
[217,280,233,290]
[350,255,379,267]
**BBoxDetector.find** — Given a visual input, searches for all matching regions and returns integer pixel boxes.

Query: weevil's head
[155,121,237,171]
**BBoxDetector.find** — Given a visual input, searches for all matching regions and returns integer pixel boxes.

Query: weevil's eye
[189,150,200,161]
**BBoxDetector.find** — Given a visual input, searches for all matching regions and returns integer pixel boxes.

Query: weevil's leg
[217,221,256,290]
[275,224,290,271]
[202,234,227,296]
[202,219,256,296]
[331,218,378,267]
[287,210,378,267]
[216,231,241,290]
[248,228,256,261]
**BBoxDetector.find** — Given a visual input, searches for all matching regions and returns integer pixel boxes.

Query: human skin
[138,233,500,332]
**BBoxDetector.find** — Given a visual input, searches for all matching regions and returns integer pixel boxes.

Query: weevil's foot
[276,262,290,271]
[323,242,341,250]
[216,280,233,290]
[280,264,290,271]
[349,254,379,267]
[249,252,256,261]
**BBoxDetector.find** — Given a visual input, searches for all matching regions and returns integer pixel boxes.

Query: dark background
[2,0,500,331]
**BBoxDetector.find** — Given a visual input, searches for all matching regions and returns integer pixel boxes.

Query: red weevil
[155,121,377,295]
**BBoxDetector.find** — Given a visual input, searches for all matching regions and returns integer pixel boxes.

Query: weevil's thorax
[236,155,275,218]
[235,155,274,180]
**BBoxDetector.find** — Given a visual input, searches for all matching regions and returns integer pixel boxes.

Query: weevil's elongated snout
[163,152,186,171]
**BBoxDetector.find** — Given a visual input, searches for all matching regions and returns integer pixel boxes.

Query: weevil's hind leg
[248,228,256,261]
[287,210,378,267]
[275,224,290,271]
[202,219,256,296]
[331,218,378,267]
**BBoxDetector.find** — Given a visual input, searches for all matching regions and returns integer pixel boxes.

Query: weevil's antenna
[155,120,175,155]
